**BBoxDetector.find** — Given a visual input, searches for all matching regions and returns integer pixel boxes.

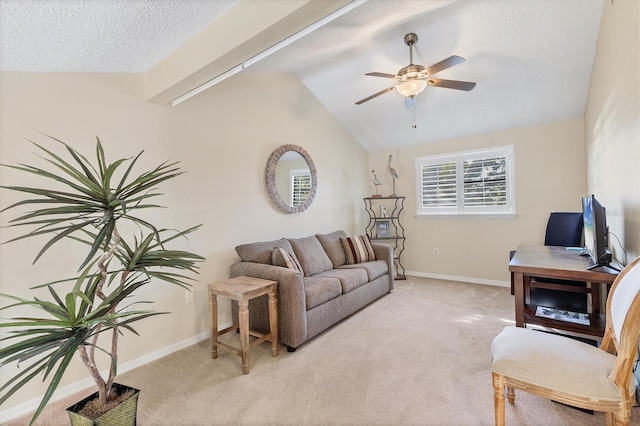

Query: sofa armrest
[229,261,307,348]
[371,243,395,291]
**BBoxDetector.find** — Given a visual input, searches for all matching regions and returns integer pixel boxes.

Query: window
[290,169,311,207]
[415,145,515,218]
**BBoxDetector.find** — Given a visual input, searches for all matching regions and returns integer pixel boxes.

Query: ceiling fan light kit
[356,32,477,115]
[396,79,427,98]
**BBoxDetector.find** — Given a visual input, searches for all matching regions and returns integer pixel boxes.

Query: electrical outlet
[433,248,439,256]
[185,290,194,304]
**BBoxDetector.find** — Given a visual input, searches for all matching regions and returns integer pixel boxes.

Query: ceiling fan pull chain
[412,99,417,129]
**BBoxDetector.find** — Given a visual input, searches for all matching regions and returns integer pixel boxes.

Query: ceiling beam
[144,0,353,105]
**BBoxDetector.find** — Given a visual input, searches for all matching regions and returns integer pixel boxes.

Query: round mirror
[266,144,317,213]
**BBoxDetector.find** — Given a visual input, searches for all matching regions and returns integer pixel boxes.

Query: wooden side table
[208,276,278,374]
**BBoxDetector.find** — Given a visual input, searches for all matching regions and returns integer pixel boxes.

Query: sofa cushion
[272,247,303,273]
[289,235,334,277]
[339,260,388,281]
[315,268,368,294]
[235,238,300,265]
[303,276,342,310]
[316,230,348,267]
[340,235,376,264]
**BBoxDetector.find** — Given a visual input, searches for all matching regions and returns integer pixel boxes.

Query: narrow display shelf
[364,196,406,280]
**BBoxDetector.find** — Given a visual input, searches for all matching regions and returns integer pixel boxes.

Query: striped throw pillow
[272,247,302,273]
[340,235,376,264]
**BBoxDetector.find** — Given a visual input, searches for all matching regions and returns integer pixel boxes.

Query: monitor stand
[587,263,621,273]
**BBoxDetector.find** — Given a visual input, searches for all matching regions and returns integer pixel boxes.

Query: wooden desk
[509,245,618,338]
[208,276,278,374]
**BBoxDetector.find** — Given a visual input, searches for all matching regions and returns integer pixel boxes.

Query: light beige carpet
[6,277,639,425]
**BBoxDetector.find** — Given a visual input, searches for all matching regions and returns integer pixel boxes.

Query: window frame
[415,145,516,219]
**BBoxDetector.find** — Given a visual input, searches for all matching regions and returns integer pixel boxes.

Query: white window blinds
[463,156,507,207]
[290,170,311,207]
[415,146,515,217]
[420,162,457,207]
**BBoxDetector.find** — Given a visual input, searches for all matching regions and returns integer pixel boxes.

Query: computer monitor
[581,195,612,269]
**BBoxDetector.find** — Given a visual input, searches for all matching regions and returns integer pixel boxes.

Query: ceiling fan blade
[365,72,397,79]
[424,55,465,76]
[355,86,396,105]
[427,78,476,91]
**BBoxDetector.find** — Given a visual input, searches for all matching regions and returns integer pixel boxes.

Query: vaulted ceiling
[0,0,604,152]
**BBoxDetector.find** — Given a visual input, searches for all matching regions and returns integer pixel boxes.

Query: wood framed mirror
[265,144,317,213]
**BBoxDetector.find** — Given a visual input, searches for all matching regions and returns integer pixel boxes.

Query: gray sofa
[230,230,394,351]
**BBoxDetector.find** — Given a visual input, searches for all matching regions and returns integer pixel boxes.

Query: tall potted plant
[0,135,203,425]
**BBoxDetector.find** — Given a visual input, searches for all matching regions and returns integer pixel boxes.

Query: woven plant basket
[66,383,140,426]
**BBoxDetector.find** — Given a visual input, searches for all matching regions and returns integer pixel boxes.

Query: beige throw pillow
[272,247,302,273]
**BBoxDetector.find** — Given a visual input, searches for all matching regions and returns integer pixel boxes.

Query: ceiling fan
[355,33,476,105]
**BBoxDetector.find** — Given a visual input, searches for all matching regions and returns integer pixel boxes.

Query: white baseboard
[404,270,510,288]
[0,324,226,424]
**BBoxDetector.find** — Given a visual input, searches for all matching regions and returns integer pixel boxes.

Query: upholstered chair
[492,255,640,425]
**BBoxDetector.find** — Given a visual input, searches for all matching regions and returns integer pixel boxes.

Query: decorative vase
[66,383,140,426]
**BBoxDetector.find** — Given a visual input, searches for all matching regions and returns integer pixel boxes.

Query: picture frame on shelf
[376,220,391,238]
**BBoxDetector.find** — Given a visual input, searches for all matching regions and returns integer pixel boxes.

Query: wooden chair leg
[605,412,614,426]
[609,412,629,426]
[507,386,515,404]
[493,373,506,426]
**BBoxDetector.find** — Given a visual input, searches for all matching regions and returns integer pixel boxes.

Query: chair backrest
[603,256,640,390]
[544,212,583,247]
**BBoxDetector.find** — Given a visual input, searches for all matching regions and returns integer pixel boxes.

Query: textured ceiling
[0,0,605,152]
[0,0,237,72]
[249,0,604,151]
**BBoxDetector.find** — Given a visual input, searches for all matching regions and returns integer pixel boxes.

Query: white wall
[369,118,586,283]
[585,0,640,263]
[584,0,640,389]
[0,71,368,414]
